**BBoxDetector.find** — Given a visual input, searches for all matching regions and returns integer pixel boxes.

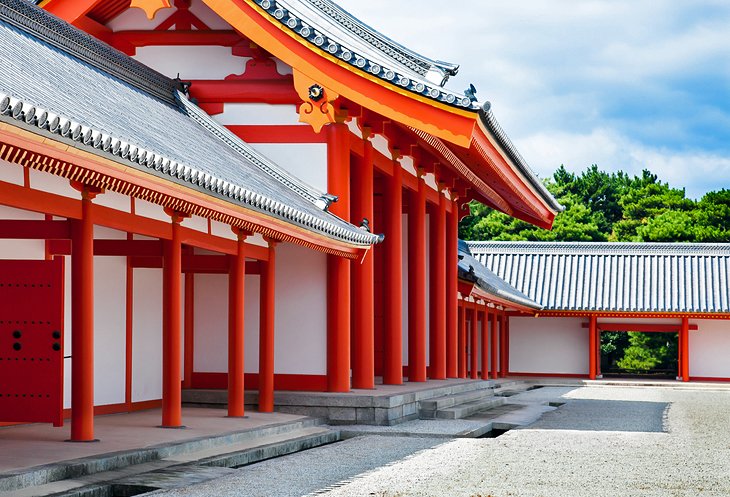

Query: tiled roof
[0,0,380,247]
[250,0,561,214]
[458,241,541,311]
[468,241,730,314]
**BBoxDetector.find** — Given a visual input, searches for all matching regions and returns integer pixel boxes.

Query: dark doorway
[600,330,678,379]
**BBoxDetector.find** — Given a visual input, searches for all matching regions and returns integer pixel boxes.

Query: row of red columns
[327,120,463,391]
[68,188,279,440]
[454,301,509,380]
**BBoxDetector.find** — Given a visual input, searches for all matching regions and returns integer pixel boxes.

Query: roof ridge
[467,240,730,255]
[0,0,178,105]
[252,0,477,110]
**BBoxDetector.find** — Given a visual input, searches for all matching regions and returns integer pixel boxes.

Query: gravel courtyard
[154,386,730,497]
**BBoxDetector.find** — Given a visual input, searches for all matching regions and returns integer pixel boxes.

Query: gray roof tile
[468,241,730,314]
[0,0,380,247]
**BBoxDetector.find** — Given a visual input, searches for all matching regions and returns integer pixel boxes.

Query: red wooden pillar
[680,317,689,382]
[490,307,499,380]
[259,238,276,412]
[352,129,375,389]
[162,211,185,428]
[481,308,489,379]
[470,305,478,379]
[70,187,97,441]
[446,196,459,378]
[499,312,508,378]
[595,326,602,378]
[588,315,597,380]
[458,300,467,378]
[228,229,248,417]
[429,184,447,379]
[383,150,403,385]
[326,120,351,392]
[407,171,427,382]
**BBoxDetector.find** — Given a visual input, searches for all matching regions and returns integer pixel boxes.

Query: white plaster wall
[28,169,77,199]
[134,46,247,80]
[193,274,228,373]
[0,158,25,185]
[134,199,169,223]
[93,257,126,406]
[509,317,588,374]
[95,191,132,213]
[191,272,261,374]
[689,319,730,378]
[210,220,237,241]
[276,243,327,375]
[215,104,301,126]
[131,269,163,402]
[94,226,127,240]
[181,215,208,233]
[249,143,328,192]
[0,206,45,260]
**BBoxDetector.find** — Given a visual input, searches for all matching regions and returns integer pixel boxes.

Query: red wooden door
[0,258,64,426]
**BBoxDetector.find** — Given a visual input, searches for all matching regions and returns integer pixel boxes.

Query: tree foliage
[459,164,730,243]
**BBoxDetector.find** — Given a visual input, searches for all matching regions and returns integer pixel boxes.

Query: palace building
[0,0,560,441]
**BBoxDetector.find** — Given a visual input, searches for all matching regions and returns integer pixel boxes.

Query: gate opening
[600,330,678,379]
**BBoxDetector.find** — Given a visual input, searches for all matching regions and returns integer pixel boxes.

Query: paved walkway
[0,408,306,473]
[153,385,730,497]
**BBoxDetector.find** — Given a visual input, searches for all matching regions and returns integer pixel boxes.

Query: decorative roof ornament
[464,84,478,103]
[292,69,341,132]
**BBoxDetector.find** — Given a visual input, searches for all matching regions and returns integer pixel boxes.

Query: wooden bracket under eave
[293,69,341,133]
[130,0,172,20]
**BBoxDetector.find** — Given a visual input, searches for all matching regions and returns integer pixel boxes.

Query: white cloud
[334,0,730,197]
[518,128,730,199]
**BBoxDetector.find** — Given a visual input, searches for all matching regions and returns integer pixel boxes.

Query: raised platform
[183,378,500,426]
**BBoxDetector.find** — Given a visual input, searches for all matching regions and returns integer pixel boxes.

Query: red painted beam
[226,125,327,144]
[110,30,243,55]
[93,239,162,257]
[0,220,71,239]
[580,322,698,332]
[189,79,299,104]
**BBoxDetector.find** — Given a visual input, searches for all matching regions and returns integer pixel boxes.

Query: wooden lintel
[0,220,71,239]
[580,322,699,332]
[93,239,163,257]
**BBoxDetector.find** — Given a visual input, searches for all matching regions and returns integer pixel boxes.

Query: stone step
[0,417,324,494]
[434,397,505,420]
[419,387,496,413]
[493,380,532,397]
[14,426,339,497]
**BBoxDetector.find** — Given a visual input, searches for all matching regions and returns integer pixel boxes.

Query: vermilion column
[458,301,467,378]
[588,315,597,380]
[446,196,459,378]
[352,130,375,389]
[429,185,446,379]
[470,306,478,379]
[162,212,184,427]
[70,188,96,441]
[407,171,427,382]
[491,306,499,380]
[228,230,248,417]
[326,120,351,392]
[681,317,689,382]
[481,309,490,380]
[259,238,276,411]
[383,150,403,385]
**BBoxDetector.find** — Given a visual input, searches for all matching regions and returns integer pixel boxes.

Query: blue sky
[335,0,730,199]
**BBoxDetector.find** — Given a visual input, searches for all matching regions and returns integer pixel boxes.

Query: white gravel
[151,386,730,497]
[316,386,730,497]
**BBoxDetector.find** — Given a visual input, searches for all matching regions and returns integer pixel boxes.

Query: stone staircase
[1,418,338,497]
[419,382,505,420]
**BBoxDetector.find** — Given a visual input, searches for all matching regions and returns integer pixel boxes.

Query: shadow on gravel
[531,399,669,433]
